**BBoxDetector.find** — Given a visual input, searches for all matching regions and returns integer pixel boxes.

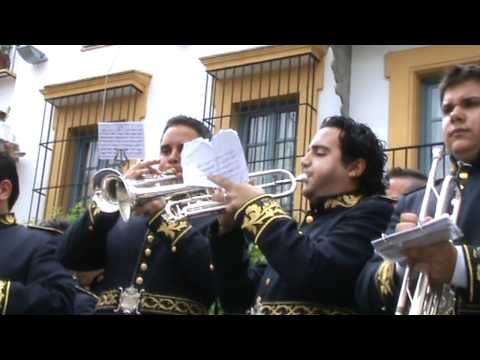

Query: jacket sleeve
[209,221,265,314]
[234,195,393,303]
[57,202,119,271]
[1,236,76,315]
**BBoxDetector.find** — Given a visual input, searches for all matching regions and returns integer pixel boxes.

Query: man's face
[387,177,422,201]
[0,179,12,214]
[158,125,200,177]
[300,127,359,201]
[442,80,480,164]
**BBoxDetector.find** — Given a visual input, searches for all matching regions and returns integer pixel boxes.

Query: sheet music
[98,122,145,160]
[372,214,464,263]
[181,129,249,188]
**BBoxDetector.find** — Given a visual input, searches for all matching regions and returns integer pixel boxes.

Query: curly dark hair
[0,153,19,210]
[162,115,212,140]
[440,64,480,102]
[321,116,387,196]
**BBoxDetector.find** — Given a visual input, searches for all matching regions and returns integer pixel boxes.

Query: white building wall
[0,45,344,222]
[1,45,264,222]
[349,45,428,145]
[318,47,342,124]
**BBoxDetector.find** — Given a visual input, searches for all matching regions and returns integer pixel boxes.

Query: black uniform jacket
[0,214,75,314]
[209,193,394,315]
[355,163,480,314]
[57,203,216,315]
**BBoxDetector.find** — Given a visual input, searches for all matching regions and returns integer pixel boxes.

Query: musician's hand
[74,269,104,288]
[210,188,236,235]
[124,160,163,180]
[403,241,457,285]
[208,175,265,214]
[134,198,167,217]
[395,213,434,232]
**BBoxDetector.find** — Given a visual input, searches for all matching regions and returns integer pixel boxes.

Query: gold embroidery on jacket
[324,194,363,210]
[242,199,288,236]
[157,219,191,241]
[376,261,395,298]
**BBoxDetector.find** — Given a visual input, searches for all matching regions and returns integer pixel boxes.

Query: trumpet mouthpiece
[296,174,307,182]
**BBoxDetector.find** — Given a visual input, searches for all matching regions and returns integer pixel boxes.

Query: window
[200,46,327,219]
[240,98,298,212]
[30,70,151,223]
[69,133,118,209]
[385,45,480,170]
[420,79,448,178]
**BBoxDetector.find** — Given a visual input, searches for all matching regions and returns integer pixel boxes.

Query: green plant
[249,243,267,265]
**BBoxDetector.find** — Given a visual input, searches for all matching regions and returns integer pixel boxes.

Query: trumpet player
[208,116,394,315]
[57,116,217,315]
[355,64,480,315]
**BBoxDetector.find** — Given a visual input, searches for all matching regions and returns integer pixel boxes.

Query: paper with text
[181,129,249,188]
[98,122,145,160]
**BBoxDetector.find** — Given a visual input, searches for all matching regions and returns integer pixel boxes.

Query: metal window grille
[29,85,141,224]
[202,53,320,220]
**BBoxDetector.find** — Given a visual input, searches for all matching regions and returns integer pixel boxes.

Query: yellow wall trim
[200,45,328,72]
[386,45,480,168]
[41,70,152,100]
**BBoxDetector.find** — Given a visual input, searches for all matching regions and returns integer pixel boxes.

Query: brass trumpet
[395,147,461,315]
[91,168,306,222]
[91,168,204,222]
[163,170,307,221]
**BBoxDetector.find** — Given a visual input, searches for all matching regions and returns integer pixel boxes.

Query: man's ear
[347,158,366,179]
[0,179,12,207]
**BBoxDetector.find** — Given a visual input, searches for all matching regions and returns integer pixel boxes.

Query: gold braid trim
[88,203,102,226]
[258,302,355,315]
[147,208,166,227]
[0,213,16,226]
[0,280,12,315]
[157,218,192,245]
[140,294,207,315]
[464,245,476,303]
[324,194,363,210]
[375,260,396,300]
[95,290,119,310]
[240,197,290,244]
[95,289,207,315]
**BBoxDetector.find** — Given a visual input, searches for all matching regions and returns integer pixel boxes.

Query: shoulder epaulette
[27,225,64,235]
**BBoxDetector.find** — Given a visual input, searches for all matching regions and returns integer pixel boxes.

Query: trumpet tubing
[395,147,461,315]
[163,170,307,222]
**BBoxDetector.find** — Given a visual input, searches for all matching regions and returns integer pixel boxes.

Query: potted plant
[0,45,12,70]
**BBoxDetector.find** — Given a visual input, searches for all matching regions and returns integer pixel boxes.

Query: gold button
[140,263,148,272]
[460,172,469,180]
[209,264,215,271]
[305,215,314,224]
[145,248,152,257]
[171,246,177,253]
[147,234,154,243]
[88,225,93,231]
[265,278,271,286]
[135,277,144,285]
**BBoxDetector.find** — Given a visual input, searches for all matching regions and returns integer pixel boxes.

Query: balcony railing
[385,142,449,178]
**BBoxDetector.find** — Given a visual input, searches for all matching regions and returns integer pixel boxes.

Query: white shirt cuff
[451,245,468,288]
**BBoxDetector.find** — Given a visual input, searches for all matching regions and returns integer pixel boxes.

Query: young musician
[208,116,394,314]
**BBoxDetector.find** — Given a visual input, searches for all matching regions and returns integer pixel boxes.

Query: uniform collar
[310,192,364,214]
[0,213,16,229]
